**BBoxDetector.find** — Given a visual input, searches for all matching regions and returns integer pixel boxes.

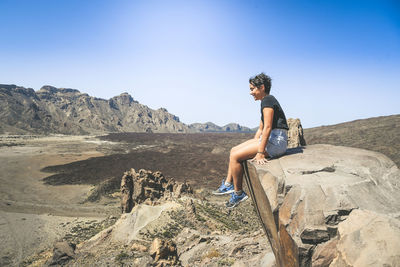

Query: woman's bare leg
[225,139,257,184]
[229,139,259,191]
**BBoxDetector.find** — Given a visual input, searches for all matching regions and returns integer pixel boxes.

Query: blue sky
[1,0,399,128]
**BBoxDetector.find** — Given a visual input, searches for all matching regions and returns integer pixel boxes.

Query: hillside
[0,84,190,134]
[304,114,400,167]
[0,84,252,135]
[188,122,253,132]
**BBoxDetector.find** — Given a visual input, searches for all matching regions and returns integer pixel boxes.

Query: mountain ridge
[0,84,252,134]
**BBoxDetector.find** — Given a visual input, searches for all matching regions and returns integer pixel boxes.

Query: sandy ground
[0,135,121,266]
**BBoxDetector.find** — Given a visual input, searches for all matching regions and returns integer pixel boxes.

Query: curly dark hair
[249,73,272,94]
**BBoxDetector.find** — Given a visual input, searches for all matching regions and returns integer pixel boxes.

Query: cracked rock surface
[253,144,400,266]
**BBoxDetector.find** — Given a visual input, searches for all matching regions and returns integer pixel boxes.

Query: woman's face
[249,83,266,101]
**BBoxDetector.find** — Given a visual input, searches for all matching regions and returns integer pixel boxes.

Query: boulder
[330,209,400,266]
[287,118,306,148]
[149,238,178,264]
[247,144,400,266]
[174,181,193,198]
[311,238,338,267]
[131,243,148,252]
[48,241,76,266]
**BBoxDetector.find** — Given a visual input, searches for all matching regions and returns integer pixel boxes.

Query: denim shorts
[260,129,288,158]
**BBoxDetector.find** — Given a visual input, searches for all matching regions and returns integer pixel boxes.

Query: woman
[213,73,289,208]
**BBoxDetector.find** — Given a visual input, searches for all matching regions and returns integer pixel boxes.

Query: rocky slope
[0,84,252,135]
[27,169,271,266]
[0,84,190,134]
[304,114,400,167]
[27,144,400,266]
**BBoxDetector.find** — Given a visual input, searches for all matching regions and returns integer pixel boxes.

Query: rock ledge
[248,144,400,266]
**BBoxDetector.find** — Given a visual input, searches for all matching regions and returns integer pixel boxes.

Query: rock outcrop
[47,241,76,266]
[287,118,306,148]
[68,201,269,266]
[247,144,400,266]
[120,168,193,213]
[44,167,268,266]
[150,238,179,266]
[313,209,400,266]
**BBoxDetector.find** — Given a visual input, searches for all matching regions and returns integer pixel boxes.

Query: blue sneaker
[212,180,234,195]
[225,191,249,209]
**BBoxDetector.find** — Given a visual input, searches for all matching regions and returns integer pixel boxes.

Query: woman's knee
[230,139,258,161]
[231,144,240,154]
[230,150,245,163]
[229,151,238,162]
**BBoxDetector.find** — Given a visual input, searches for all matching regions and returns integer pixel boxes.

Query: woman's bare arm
[253,107,274,162]
[254,120,263,139]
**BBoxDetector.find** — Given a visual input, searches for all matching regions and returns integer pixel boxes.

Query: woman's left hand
[250,153,269,165]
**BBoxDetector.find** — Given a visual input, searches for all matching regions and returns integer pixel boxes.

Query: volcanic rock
[330,209,400,266]
[149,238,178,265]
[48,241,76,266]
[131,242,148,252]
[61,181,269,266]
[120,169,193,213]
[250,144,400,266]
[311,238,339,267]
[120,171,134,213]
[287,118,306,148]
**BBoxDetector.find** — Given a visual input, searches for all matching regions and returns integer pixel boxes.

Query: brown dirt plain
[0,133,252,266]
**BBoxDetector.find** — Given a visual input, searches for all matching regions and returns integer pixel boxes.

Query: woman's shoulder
[262,94,277,103]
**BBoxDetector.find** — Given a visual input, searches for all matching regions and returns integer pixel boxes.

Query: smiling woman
[212,73,289,208]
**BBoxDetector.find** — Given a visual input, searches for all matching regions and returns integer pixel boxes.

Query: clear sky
[1,0,399,128]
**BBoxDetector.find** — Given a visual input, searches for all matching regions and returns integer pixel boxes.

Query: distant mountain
[304,114,400,167]
[188,122,254,133]
[0,84,253,134]
[0,84,191,134]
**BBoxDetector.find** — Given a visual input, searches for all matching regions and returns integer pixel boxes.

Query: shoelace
[219,183,227,191]
[230,193,241,202]
[220,180,232,191]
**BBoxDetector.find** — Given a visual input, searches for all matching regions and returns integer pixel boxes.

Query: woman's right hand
[250,153,269,165]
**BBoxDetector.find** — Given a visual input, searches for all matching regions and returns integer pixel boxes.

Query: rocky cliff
[0,84,252,135]
[247,144,400,266]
